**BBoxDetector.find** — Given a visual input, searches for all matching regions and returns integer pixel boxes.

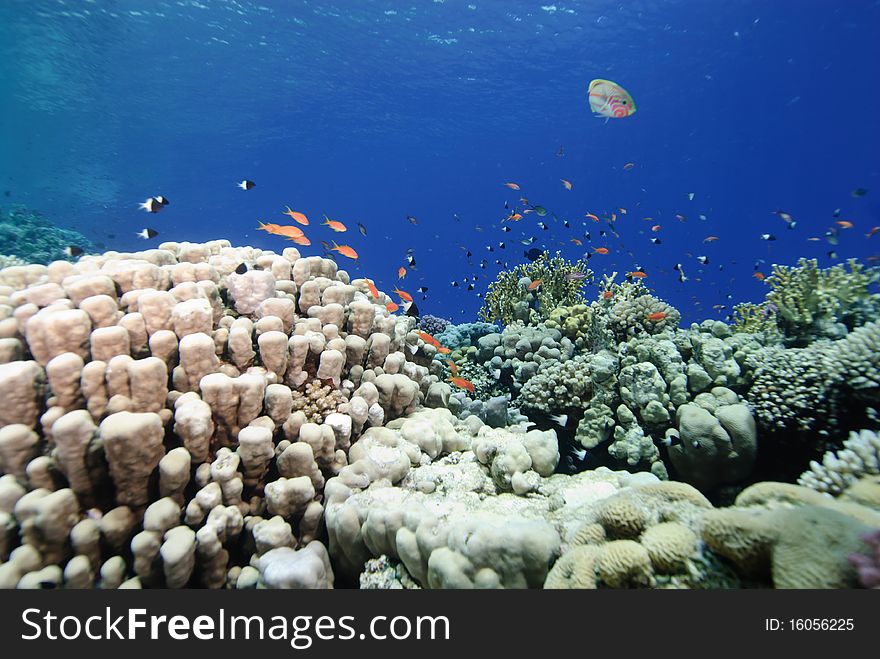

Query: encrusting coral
[1,206,95,265]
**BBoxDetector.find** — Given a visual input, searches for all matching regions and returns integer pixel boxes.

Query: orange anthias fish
[418,331,440,347]
[505,213,523,222]
[586,213,600,223]
[386,301,399,313]
[449,376,475,393]
[602,290,614,300]
[289,235,311,246]
[836,220,854,229]
[282,207,309,226]
[593,247,609,255]
[446,359,458,376]
[504,182,521,190]
[703,235,719,243]
[570,238,583,246]
[398,267,407,279]
[366,279,380,299]
[623,162,635,170]
[753,272,765,281]
[330,242,358,260]
[322,216,347,232]
[866,226,880,238]
[646,312,667,322]
[527,279,543,290]
[651,224,662,232]
[437,346,451,355]
[258,221,304,238]
[561,179,573,190]
[393,287,412,302]
[618,208,628,215]
[628,271,647,279]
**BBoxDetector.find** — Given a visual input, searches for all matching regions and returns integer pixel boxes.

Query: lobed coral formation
[1,206,95,265]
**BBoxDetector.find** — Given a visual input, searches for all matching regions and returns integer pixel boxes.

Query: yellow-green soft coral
[480,251,592,326]
[735,258,879,345]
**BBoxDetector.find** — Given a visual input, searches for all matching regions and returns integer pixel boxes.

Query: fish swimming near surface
[588,79,636,119]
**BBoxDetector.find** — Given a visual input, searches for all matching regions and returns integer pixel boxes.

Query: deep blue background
[1,0,878,323]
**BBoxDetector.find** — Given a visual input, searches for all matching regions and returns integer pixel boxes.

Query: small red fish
[449,376,475,393]
[593,247,609,255]
[602,290,614,300]
[651,224,661,232]
[446,359,459,376]
[586,213,600,223]
[753,272,765,281]
[289,235,311,246]
[504,182,521,190]
[366,279,380,299]
[627,271,648,279]
[393,287,412,302]
[398,267,407,279]
[570,238,582,246]
[527,279,543,291]
[836,220,854,229]
[386,301,399,313]
[561,179,573,190]
[418,331,440,347]
[703,235,719,243]
[282,207,309,226]
[437,346,451,355]
[645,312,667,322]
[866,226,880,238]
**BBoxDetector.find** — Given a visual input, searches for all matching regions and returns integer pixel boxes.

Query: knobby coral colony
[1,206,95,265]
[0,243,877,590]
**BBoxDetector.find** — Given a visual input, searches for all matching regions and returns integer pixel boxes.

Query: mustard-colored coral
[479,251,592,326]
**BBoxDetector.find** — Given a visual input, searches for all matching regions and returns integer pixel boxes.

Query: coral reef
[0,241,877,590]
[0,206,95,265]
[479,251,592,325]
[733,258,879,345]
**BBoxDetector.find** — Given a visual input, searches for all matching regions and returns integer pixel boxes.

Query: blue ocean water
[1,0,878,324]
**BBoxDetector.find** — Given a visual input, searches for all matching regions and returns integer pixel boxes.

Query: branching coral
[291,379,346,424]
[417,314,450,336]
[479,251,592,326]
[735,258,880,345]
[798,429,880,495]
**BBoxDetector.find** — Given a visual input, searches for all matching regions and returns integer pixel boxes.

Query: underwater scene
[0,0,878,590]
